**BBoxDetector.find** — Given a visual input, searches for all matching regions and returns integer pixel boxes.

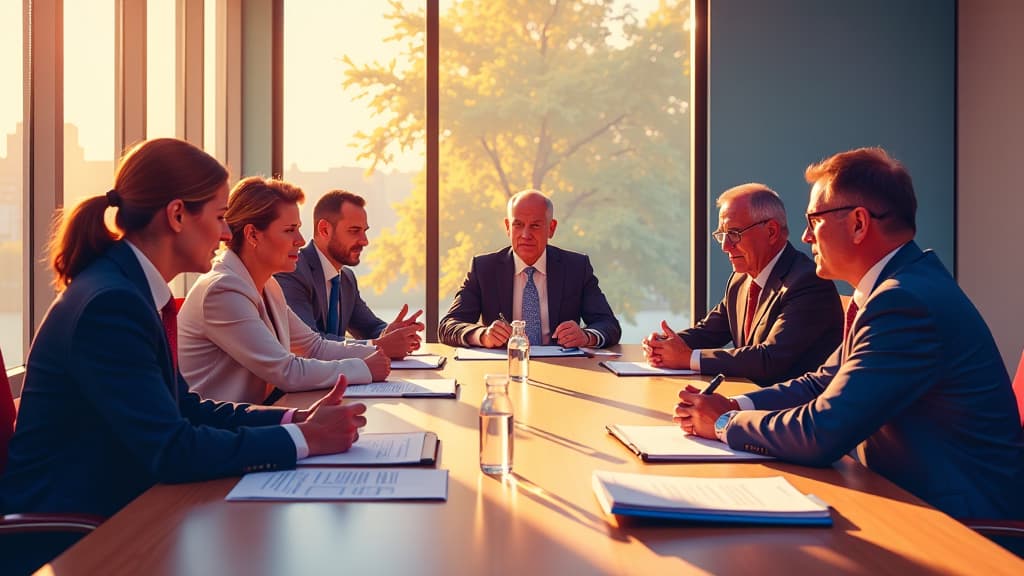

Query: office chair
[0,348,104,575]
[960,348,1024,558]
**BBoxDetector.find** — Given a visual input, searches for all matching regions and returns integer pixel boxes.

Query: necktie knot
[525,266,536,279]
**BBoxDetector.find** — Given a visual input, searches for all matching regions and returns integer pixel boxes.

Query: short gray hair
[717,183,787,231]
[507,189,554,220]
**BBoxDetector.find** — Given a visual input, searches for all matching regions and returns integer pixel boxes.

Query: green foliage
[344,0,692,321]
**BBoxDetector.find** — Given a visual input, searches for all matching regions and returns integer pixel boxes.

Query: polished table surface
[43,344,1023,575]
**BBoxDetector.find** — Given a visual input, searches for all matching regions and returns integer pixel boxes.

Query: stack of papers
[345,378,458,398]
[592,471,831,526]
[227,468,449,502]
[599,361,697,376]
[607,425,773,462]
[391,354,447,370]
[297,432,439,466]
[455,346,587,360]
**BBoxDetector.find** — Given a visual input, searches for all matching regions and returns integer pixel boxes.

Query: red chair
[960,348,1024,557]
[1,348,104,575]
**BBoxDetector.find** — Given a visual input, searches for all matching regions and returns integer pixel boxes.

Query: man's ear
[850,208,870,244]
[316,218,332,239]
[504,218,511,235]
[548,218,558,238]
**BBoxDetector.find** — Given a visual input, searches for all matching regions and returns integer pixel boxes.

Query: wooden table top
[43,344,1023,575]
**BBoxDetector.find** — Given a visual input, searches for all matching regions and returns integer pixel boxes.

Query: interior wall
[957,0,1024,371]
[707,0,956,302]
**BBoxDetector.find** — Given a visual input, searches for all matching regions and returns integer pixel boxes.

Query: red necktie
[844,300,859,342]
[743,281,761,343]
[161,298,178,374]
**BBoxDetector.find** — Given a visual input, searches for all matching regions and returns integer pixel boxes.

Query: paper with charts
[226,468,449,502]
[343,378,458,398]
[599,361,697,376]
[592,471,831,526]
[455,345,586,360]
[607,425,773,462]
[391,354,447,370]
[296,432,437,466]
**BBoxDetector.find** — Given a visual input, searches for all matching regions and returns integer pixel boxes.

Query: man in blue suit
[675,147,1024,520]
[440,189,621,348]
[276,190,423,359]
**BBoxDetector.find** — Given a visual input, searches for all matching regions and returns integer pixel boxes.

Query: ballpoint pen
[702,373,726,395]
[498,312,510,324]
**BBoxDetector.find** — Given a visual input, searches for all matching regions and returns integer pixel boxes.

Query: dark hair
[805,147,917,233]
[225,176,305,253]
[313,189,366,224]
[50,138,228,289]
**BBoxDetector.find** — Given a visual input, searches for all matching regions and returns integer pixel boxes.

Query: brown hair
[805,147,917,233]
[50,138,228,289]
[313,189,365,224]
[225,176,305,253]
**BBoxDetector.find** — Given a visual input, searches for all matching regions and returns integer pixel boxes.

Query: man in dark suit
[642,184,842,387]
[440,190,621,348]
[675,148,1024,520]
[275,190,423,359]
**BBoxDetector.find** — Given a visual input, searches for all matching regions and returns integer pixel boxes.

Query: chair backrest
[1013,349,1024,429]
[1,348,17,474]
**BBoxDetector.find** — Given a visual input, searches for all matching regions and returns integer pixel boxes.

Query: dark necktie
[844,299,859,342]
[743,281,761,344]
[523,267,543,345]
[327,275,341,336]
[161,298,178,374]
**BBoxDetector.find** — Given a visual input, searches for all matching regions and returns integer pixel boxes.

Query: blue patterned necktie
[523,266,542,345]
[327,274,341,336]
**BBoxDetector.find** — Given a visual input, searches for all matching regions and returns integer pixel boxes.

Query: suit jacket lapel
[300,242,330,331]
[749,243,796,344]
[546,246,563,332]
[499,248,515,321]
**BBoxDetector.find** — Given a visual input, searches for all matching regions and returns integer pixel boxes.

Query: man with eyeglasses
[642,183,842,386]
[675,147,1023,521]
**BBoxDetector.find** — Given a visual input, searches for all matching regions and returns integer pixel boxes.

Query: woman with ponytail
[2,139,367,523]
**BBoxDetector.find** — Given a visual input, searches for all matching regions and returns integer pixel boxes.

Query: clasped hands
[641,320,693,369]
[479,318,594,348]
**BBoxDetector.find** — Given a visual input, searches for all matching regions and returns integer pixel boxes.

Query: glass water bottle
[507,319,530,385]
[479,374,514,475]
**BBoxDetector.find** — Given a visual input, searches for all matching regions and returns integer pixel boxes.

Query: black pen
[702,373,725,395]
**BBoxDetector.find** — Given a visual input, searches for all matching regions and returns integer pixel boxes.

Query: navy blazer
[275,241,387,341]
[679,242,843,386]
[727,242,1024,519]
[439,245,621,347]
[1,242,296,517]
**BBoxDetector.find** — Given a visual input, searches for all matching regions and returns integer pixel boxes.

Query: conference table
[44,344,1022,575]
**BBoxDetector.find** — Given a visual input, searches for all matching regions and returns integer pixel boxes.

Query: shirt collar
[852,243,907,309]
[513,250,548,276]
[314,242,342,283]
[124,240,173,310]
[750,244,785,288]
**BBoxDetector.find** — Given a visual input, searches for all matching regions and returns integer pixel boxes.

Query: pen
[702,373,725,395]
[498,312,510,324]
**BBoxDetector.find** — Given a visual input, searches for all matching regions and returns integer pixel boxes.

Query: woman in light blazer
[178,177,390,404]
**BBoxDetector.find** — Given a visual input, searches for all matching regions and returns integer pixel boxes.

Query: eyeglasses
[805,205,890,230]
[712,219,769,245]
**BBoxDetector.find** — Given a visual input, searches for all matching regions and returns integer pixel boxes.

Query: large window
[147,0,177,139]
[340,0,693,342]
[63,1,116,211]
[283,0,426,325]
[0,0,24,362]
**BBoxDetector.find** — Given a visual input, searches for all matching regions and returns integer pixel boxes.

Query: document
[455,346,587,360]
[344,378,458,398]
[600,361,697,376]
[391,354,447,370]
[592,471,831,526]
[297,432,439,466]
[227,468,449,502]
[607,425,773,462]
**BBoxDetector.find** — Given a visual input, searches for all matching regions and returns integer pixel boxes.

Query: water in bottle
[507,320,530,385]
[480,374,514,475]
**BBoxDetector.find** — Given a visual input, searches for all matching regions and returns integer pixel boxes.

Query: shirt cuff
[348,360,373,384]
[733,395,755,411]
[585,328,604,348]
[282,423,309,460]
[280,408,297,424]
[690,349,702,372]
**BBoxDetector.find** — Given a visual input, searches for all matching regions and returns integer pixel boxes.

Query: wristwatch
[714,410,738,442]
